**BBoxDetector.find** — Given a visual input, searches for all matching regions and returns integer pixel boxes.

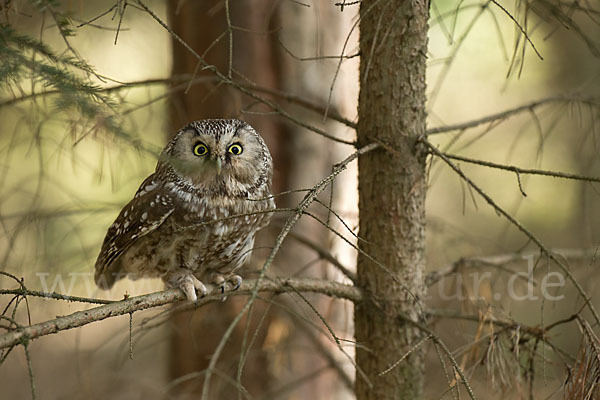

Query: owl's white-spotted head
[160,119,272,195]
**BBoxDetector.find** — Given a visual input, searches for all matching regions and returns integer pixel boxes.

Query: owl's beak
[215,157,222,174]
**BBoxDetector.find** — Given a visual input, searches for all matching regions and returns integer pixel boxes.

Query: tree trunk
[354,0,429,398]
[166,1,288,397]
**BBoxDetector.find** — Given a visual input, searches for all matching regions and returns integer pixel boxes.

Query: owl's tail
[94,264,119,290]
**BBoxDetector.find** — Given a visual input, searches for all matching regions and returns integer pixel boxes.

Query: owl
[94,119,275,302]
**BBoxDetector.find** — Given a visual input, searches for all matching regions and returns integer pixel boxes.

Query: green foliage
[0,4,165,282]
[0,22,126,140]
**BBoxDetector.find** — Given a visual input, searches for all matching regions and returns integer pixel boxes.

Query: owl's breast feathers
[94,173,274,289]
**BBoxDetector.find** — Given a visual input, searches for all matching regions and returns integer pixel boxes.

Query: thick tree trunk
[354,0,429,398]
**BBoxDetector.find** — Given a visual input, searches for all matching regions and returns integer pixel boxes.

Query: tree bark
[355,0,429,398]
[166,1,288,397]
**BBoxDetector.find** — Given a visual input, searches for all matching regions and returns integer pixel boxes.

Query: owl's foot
[227,274,243,291]
[167,271,207,302]
[209,272,242,294]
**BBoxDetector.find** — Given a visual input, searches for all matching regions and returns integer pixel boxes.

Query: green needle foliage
[0,21,127,141]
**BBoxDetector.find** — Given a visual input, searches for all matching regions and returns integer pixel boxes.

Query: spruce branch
[0,278,361,350]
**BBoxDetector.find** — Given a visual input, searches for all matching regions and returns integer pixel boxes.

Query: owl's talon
[227,275,242,291]
[209,272,242,293]
[181,281,197,303]
[217,275,241,302]
[193,278,208,299]
[167,271,206,302]
[211,275,226,294]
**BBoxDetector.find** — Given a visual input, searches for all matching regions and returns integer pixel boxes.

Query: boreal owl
[94,119,275,301]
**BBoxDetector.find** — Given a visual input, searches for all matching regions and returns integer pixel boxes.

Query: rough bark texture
[355,0,429,398]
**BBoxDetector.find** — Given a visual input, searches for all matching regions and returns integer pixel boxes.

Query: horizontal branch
[0,278,361,350]
[443,152,600,183]
[0,288,114,305]
[0,75,357,129]
[426,95,600,135]
[426,248,599,286]
[427,308,576,337]
[426,308,577,363]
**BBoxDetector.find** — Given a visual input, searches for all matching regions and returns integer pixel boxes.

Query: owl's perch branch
[0,278,362,350]
[4,246,594,351]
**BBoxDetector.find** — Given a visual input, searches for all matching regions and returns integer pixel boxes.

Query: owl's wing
[94,176,174,289]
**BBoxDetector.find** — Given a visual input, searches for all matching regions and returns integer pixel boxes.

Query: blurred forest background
[1,0,599,399]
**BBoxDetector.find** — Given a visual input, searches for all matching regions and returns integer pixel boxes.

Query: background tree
[0,0,599,399]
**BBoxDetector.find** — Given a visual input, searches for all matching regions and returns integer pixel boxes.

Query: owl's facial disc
[163,121,267,192]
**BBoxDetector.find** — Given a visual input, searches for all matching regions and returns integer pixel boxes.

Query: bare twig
[427,96,600,135]
[402,315,478,400]
[378,334,432,376]
[23,343,36,400]
[427,248,599,286]
[288,231,357,283]
[427,308,577,338]
[134,0,355,146]
[489,0,543,60]
[296,320,354,390]
[442,152,600,183]
[424,139,600,327]
[0,289,114,305]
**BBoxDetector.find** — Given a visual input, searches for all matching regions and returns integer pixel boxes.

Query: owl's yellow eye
[228,143,243,155]
[193,143,209,156]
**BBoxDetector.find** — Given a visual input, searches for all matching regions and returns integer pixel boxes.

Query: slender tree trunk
[354,0,429,398]
[167,1,288,397]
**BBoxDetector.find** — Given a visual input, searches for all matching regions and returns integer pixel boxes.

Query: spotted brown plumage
[94,119,275,301]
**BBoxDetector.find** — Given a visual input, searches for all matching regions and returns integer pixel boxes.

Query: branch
[443,152,600,184]
[489,0,543,60]
[0,289,114,305]
[424,139,600,327]
[288,231,357,283]
[427,308,577,337]
[399,314,478,400]
[0,77,183,107]
[295,316,355,391]
[0,75,357,129]
[426,248,599,286]
[199,142,378,398]
[426,96,600,135]
[0,278,361,350]
[135,0,356,146]
[426,308,576,364]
